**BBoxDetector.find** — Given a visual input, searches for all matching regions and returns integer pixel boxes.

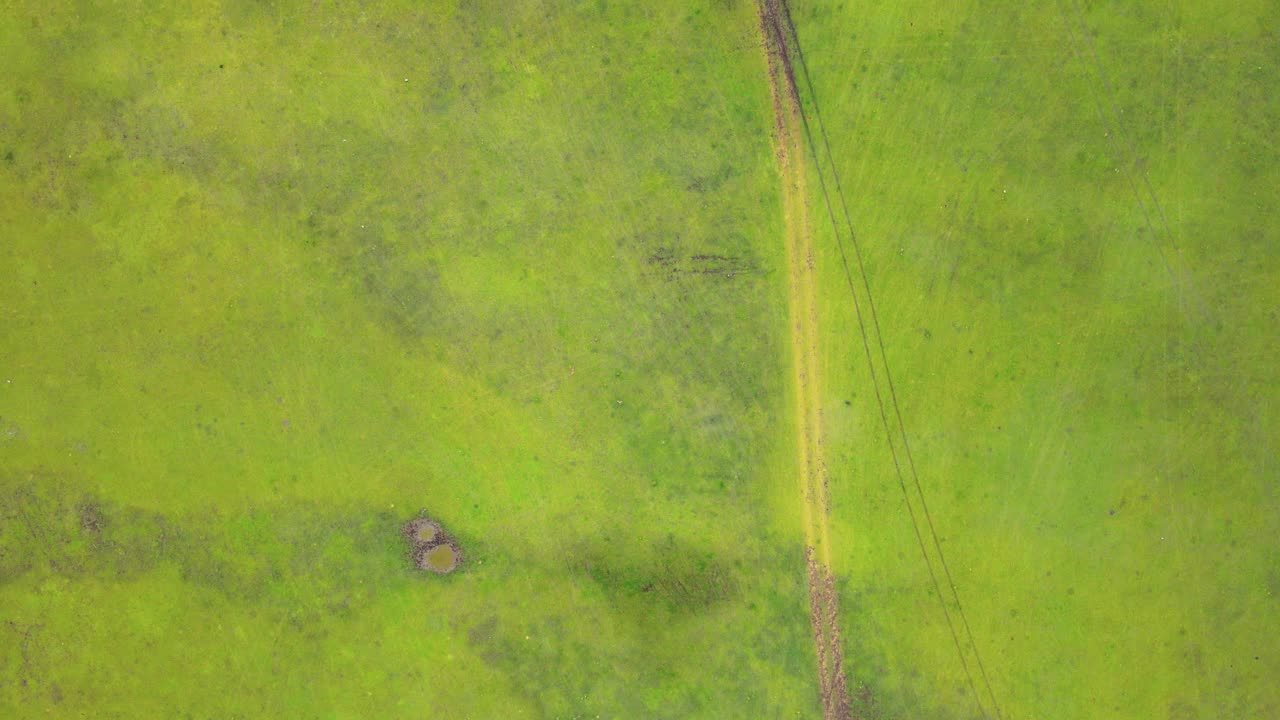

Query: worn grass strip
[756,1,851,717]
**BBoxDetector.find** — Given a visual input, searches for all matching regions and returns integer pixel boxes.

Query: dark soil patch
[401,513,464,575]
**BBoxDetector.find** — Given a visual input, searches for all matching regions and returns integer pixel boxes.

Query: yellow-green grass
[2,0,1276,718]
[1,1,817,717]
[790,1,1279,718]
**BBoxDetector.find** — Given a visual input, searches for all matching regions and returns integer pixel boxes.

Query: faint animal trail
[756,0,853,716]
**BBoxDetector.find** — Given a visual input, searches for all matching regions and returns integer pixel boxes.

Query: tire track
[756,1,852,717]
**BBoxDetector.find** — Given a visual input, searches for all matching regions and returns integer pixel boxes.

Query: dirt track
[756,1,854,717]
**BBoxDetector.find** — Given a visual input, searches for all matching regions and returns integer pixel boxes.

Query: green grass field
[794,2,1279,718]
[1,1,1276,718]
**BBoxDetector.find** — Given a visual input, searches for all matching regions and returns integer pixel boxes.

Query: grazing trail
[756,1,852,717]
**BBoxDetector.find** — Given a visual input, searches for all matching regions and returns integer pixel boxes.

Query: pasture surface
[2,1,1277,719]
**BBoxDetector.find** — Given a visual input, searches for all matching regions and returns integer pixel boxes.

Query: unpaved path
[756,1,853,717]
